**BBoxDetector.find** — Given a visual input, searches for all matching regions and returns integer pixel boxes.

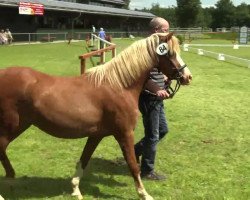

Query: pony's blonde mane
[86,33,180,89]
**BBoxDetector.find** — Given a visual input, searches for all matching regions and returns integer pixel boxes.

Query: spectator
[5,28,13,44]
[98,27,106,49]
[134,17,170,181]
[0,29,8,45]
[91,25,96,43]
[92,25,96,34]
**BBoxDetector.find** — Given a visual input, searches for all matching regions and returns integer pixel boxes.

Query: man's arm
[145,79,169,99]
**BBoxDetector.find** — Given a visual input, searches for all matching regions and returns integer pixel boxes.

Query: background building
[0,0,154,33]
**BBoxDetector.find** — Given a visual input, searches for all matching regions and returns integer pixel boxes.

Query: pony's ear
[166,32,174,41]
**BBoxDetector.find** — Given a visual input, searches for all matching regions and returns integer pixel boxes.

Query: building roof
[98,0,125,5]
[0,0,154,19]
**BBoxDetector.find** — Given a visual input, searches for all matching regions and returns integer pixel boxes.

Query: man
[134,17,170,180]
[5,28,13,44]
[0,29,7,45]
[91,25,96,43]
[92,25,96,34]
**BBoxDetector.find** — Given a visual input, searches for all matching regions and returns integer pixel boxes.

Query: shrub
[176,34,184,45]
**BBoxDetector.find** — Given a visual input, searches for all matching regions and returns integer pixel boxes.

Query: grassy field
[0,39,249,200]
[191,46,250,60]
[187,38,250,60]
[184,38,250,68]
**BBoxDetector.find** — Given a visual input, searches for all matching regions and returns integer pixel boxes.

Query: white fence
[11,32,69,43]
[7,28,215,44]
[9,31,147,44]
[183,44,250,68]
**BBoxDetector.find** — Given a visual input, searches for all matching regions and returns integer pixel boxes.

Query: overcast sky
[130,0,249,9]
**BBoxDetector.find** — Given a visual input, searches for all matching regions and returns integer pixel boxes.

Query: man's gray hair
[149,17,169,31]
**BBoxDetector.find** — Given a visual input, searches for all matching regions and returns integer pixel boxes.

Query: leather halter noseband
[166,64,187,98]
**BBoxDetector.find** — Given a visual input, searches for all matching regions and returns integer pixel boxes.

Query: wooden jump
[79,44,116,74]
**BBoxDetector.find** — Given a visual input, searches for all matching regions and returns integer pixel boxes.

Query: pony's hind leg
[0,103,19,178]
[115,131,153,200]
[0,126,30,178]
[71,136,103,200]
[0,100,31,178]
[0,135,15,178]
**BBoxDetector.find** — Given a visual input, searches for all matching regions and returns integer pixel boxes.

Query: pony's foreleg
[115,131,154,200]
[71,161,83,200]
[71,136,103,200]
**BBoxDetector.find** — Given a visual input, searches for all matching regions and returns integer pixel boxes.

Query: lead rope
[165,78,181,98]
[165,64,187,98]
[143,64,187,111]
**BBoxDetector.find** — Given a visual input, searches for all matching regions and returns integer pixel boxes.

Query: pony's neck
[86,37,157,90]
[125,68,151,100]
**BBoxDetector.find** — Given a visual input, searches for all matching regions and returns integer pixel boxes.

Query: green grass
[191,32,240,44]
[190,39,237,44]
[0,39,250,200]
[203,32,238,40]
[181,32,243,45]
[184,38,250,66]
[0,42,84,75]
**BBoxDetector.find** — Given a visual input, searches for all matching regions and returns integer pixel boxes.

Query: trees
[211,0,235,29]
[195,7,214,28]
[235,3,250,27]
[176,0,202,27]
[128,0,250,28]
[123,0,130,9]
[150,3,177,27]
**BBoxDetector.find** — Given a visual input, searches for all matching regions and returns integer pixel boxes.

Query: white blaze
[176,53,185,67]
[176,53,192,75]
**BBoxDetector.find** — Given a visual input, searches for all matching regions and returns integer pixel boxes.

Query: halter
[166,64,187,98]
[151,33,189,99]
[144,64,187,100]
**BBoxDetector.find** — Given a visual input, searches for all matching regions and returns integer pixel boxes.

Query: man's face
[155,21,169,33]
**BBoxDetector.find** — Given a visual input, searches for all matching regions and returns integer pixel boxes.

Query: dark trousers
[100,41,104,49]
[135,93,168,174]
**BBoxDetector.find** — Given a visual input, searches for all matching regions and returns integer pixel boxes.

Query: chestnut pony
[0,33,192,200]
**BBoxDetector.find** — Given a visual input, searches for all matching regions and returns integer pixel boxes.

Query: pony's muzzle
[181,65,192,85]
[180,73,192,85]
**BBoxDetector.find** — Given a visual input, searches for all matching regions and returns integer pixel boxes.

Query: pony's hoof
[77,195,83,200]
[71,194,83,200]
[140,195,154,200]
[71,191,83,200]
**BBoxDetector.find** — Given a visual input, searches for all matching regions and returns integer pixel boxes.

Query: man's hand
[156,89,170,100]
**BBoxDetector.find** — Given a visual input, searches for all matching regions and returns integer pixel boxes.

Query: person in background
[5,28,13,44]
[0,29,8,45]
[91,25,96,42]
[92,25,96,34]
[98,27,106,49]
[134,17,170,181]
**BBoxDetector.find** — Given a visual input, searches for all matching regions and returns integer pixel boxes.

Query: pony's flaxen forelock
[154,32,180,55]
[86,33,180,89]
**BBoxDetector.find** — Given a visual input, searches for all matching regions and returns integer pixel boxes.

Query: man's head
[149,17,169,33]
